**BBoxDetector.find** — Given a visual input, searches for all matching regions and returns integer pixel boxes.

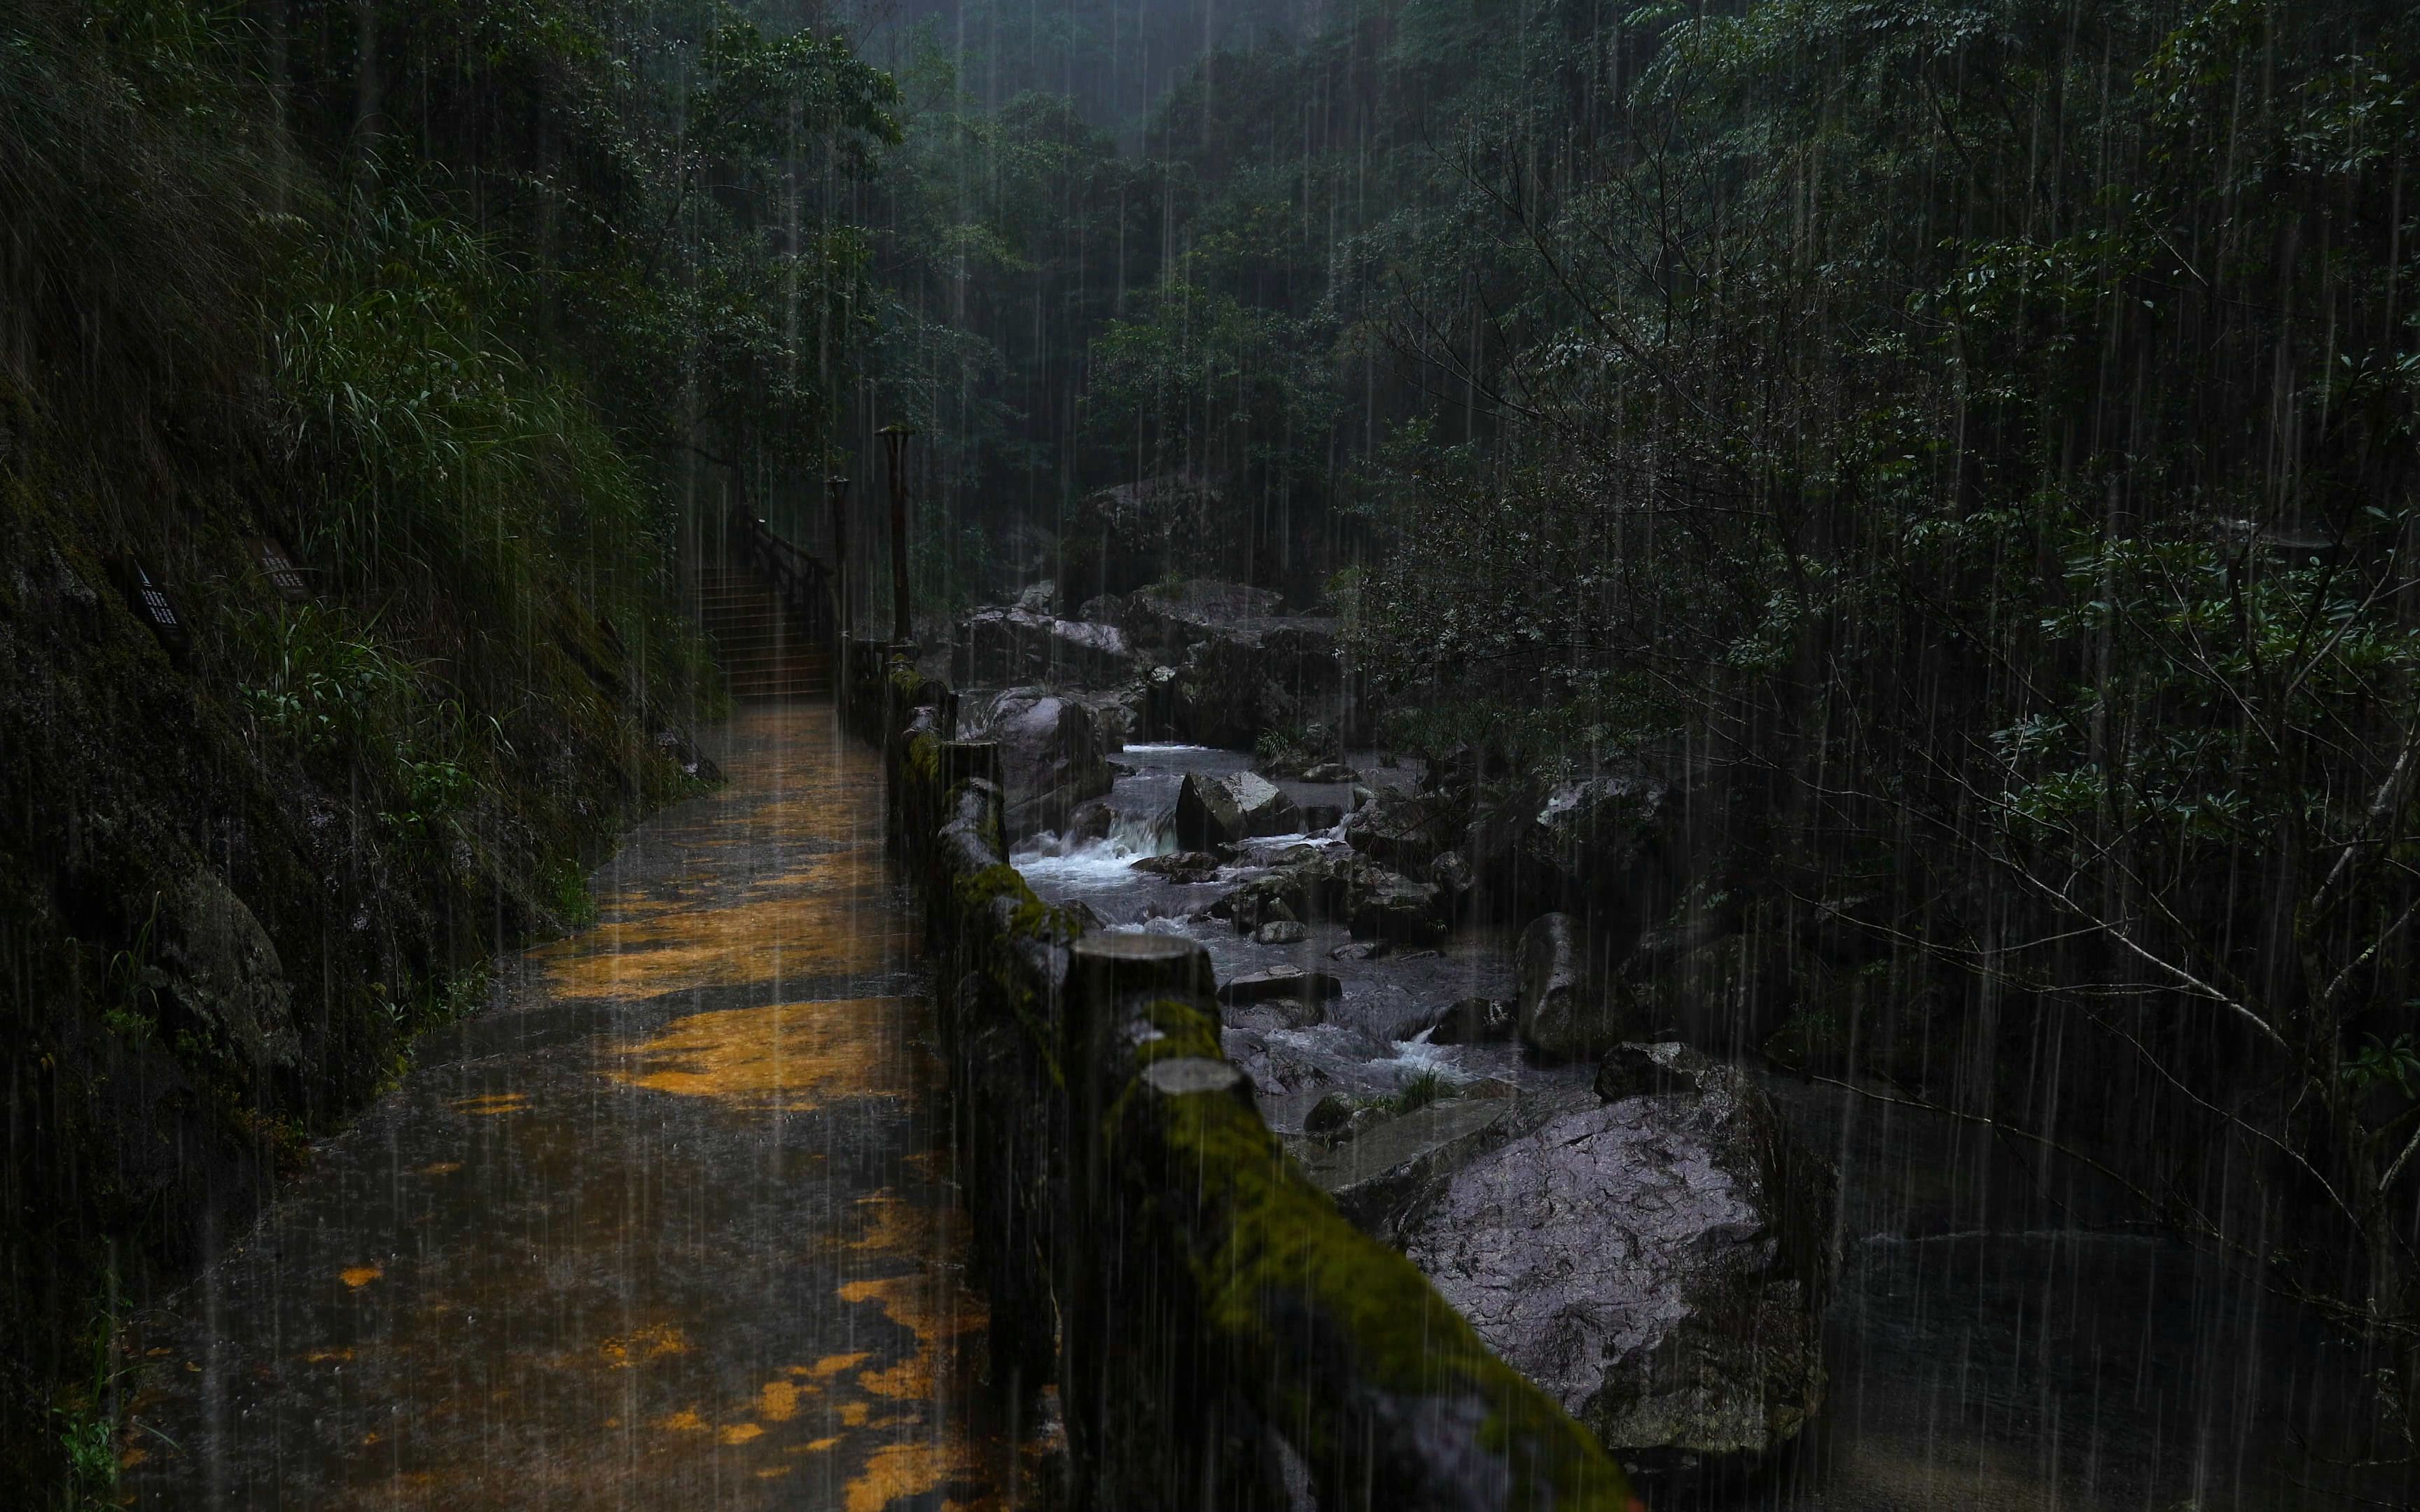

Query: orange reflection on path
[125,704,1033,1511]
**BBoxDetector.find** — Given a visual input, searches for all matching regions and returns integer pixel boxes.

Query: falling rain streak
[120,710,1026,1507]
[6,1,2420,1510]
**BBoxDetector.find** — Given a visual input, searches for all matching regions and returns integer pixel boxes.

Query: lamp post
[879,424,917,648]
[824,471,851,635]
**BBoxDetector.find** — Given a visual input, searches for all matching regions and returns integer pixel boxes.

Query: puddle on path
[123,704,1033,1510]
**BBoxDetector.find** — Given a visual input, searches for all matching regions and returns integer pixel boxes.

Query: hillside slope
[0,0,900,1495]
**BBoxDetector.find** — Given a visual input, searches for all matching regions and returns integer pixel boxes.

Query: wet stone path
[125,704,1022,1509]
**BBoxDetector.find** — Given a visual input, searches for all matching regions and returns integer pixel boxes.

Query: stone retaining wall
[839,645,1639,1512]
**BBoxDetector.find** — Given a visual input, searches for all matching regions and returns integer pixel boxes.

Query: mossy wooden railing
[839,652,1639,1512]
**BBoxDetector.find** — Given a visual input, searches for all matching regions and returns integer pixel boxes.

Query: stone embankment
[861,568,1839,1488]
[837,636,1640,1511]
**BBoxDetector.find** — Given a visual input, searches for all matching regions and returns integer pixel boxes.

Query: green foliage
[2,0,919,1496]
[48,1265,127,1510]
[543,859,598,928]
[382,756,475,839]
[2346,1034,2420,1099]
[54,1413,114,1508]
[237,603,490,860]
[1087,278,1336,498]
[1139,0,2420,1416]
[274,203,656,606]
[689,20,902,169]
[1379,1070,1454,1116]
[242,606,417,756]
[99,894,163,1041]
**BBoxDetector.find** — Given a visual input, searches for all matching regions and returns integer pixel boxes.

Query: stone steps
[695,561,829,699]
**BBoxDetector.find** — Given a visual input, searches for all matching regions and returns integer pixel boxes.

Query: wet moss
[947,779,1006,859]
[1137,1074,1626,1499]
[886,660,943,721]
[950,861,1087,946]
[951,861,1034,919]
[1109,1004,1636,1508]
[904,731,942,788]
[879,664,1632,1509]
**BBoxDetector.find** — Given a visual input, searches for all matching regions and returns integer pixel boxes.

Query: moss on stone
[879,663,1632,1509]
[904,731,943,788]
[886,659,939,711]
[1108,1001,1636,1508]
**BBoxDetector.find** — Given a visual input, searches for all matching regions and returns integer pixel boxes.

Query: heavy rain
[3,1,2417,1510]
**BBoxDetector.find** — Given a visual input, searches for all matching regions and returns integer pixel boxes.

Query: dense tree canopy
[858,0,2420,1449]
[10,0,2419,1485]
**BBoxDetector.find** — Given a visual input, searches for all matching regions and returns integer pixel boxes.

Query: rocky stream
[947,580,2412,1510]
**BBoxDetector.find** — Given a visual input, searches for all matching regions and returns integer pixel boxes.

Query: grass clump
[1381,1070,1454,1117]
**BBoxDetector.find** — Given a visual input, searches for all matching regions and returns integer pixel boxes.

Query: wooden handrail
[728,503,840,650]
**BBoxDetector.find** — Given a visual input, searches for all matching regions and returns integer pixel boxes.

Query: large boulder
[1205,850,1441,944]
[1349,868,1445,945]
[157,869,301,1082]
[1294,1097,1515,1235]
[1062,475,1234,597]
[1086,578,1284,662]
[1174,771,1302,850]
[1085,580,1356,746]
[961,688,1115,841]
[1064,686,1142,749]
[1342,789,1460,874]
[1516,912,1640,1059]
[1456,766,1681,927]
[1165,636,1288,748]
[1399,1044,1834,1472]
[954,606,1132,690]
[1525,771,1674,895]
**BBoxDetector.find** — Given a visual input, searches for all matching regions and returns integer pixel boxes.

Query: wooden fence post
[1057,934,1265,1510]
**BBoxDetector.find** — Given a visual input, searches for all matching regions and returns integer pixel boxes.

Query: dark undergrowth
[0,0,896,1497]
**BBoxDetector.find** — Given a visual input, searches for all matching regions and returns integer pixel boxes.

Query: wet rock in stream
[1349,868,1446,944]
[1393,1043,1834,1476]
[1516,910,1641,1059]
[1295,1093,1530,1236]
[1390,995,1515,1045]
[1131,849,1221,882]
[961,687,1116,840]
[1223,1028,1337,1098]
[1069,577,1361,747]
[1203,850,1445,944]
[955,605,1134,687]
[1175,769,1302,848]
[1064,797,1118,844]
[1216,965,1344,1006]
[1342,788,1459,872]
[1020,738,1821,1476]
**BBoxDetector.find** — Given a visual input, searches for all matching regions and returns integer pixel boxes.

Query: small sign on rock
[251,536,311,603]
[115,554,190,657]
